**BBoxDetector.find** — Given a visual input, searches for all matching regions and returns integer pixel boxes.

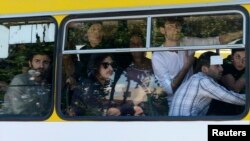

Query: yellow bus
[0,0,249,141]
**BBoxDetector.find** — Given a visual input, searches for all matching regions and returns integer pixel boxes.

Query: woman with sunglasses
[68,53,115,116]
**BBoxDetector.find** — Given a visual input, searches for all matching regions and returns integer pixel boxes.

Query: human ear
[160,27,166,35]
[201,66,209,73]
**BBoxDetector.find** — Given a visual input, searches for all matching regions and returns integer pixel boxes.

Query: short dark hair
[85,21,103,29]
[27,45,52,62]
[232,48,245,55]
[195,51,219,72]
[156,16,184,28]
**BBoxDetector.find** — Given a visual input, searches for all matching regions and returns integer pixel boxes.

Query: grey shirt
[2,73,51,116]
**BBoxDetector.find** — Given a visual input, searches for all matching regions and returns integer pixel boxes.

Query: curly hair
[87,53,113,76]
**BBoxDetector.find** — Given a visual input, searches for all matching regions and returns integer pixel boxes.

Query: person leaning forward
[169,51,245,116]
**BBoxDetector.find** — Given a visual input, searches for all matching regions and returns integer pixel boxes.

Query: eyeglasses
[101,62,114,69]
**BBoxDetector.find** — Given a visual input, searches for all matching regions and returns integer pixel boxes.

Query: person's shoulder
[153,51,170,58]
[13,73,30,81]
[9,73,30,85]
[194,72,210,81]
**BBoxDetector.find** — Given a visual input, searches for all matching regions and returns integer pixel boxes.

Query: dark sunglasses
[101,62,115,69]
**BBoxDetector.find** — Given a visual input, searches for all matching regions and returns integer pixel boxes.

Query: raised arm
[171,51,194,92]
[221,73,245,93]
[219,31,243,44]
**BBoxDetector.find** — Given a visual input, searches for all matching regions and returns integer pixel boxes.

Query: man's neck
[164,39,180,47]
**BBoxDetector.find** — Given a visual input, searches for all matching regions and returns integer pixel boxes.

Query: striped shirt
[169,72,245,116]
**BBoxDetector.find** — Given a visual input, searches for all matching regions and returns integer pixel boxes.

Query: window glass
[0,17,56,119]
[64,18,147,51]
[61,49,246,117]
[151,13,243,47]
[60,10,247,119]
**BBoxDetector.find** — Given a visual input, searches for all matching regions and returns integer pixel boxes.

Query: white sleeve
[152,52,173,95]
[182,36,220,46]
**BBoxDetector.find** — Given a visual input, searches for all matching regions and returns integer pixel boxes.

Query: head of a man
[158,17,184,41]
[129,34,145,63]
[86,22,104,47]
[231,48,245,71]
[28,50,51,79]
[196,51,223,80]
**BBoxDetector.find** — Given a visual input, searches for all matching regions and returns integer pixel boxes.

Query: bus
[0,0,249,140]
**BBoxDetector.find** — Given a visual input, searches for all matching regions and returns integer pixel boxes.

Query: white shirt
[152,36,220,107]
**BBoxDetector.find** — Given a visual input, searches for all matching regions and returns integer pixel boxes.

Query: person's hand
[133,106,144,116]
[107,107,121,116]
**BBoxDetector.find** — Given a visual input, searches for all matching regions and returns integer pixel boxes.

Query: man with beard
[152,17,242,108]
[168,51,245,116]
[2,50,52,116]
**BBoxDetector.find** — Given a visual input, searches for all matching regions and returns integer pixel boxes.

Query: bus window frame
[0,16,58,121]
[61,8,247,54]
[57,5,249,121]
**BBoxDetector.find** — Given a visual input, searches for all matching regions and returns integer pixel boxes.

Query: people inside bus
[69,53,116,116]
[112,33,168,116]
[2,49,52,116]
[169,51,246,116]
[207,48,246,115]
[152,16,243,108]
[76,21,106,79]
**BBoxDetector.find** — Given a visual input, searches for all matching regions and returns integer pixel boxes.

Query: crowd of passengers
[62,18,246,117]
[0,17,245,117]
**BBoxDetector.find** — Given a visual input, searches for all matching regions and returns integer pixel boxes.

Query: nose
[108,65,113,71]
[38,62,45,69]
[240,59,245,65]
[219,65,223,72]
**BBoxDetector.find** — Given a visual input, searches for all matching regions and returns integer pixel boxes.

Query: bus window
[58,8,248,120]
[64,18,147,51]
[151,13,243,48]
[0,17,56,119]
